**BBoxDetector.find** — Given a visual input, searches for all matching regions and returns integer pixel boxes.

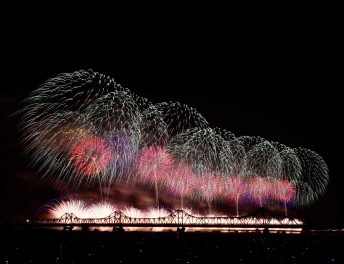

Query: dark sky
[0,20,342,226]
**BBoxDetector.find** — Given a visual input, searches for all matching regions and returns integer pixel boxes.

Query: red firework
[70,136,111,177]
[247,177,272,208]
[223,177,246,216]
[273,179,296,217]
[165,163,196,208]
[137,146,173,207]
[197,173,222,213]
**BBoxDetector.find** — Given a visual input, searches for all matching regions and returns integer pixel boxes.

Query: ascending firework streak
[223,177,246,217]
[137,146,173,207]
[165,163,196,208]
[19,69,329,214]
[273,179,296,217]
[196,173,223,213]
[247,176,272,208]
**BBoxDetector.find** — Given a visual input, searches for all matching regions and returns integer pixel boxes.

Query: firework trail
[293,148,329,206]
[273,180,296,217]
[223,177,246,217]
[137,146,173,207]
[155,101,209,137]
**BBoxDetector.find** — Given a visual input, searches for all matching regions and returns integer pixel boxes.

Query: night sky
[0,21,342,226]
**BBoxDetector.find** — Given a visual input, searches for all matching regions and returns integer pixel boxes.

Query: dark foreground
[0,228,343,263]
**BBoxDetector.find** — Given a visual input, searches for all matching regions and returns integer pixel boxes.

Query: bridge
[2,208,304,231]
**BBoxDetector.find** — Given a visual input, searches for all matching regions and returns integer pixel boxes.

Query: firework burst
[19,70,142,187]
[168,128,234,176]
[122,206,145,218]
[139,104,169,147]
[196,173,223,213]
[223,177,246,217]
[293,148,329,206]
[46,198,89,218]
[165,163,196,208]
[70,136,112,180]
[137,146,173,207]
[215,128,246,177]
[145,207,170,218]
[247,176,273,208]
[246,140,282,179]
[19,70,330,215]
[273,179,296,217]
[155,101,209,137]
[88,202,117,218]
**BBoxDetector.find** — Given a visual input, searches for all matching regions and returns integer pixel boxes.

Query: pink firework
[165,163,196,208]
[247,177,272,208]
[70,136,112,178]
[273,179,296,217]
[196,173,222,213]
[145,207,170,218]
[122,206,145,218]
[47,198,89,219]
[223,177,246,217]
[137,146,173,207]
[88,202,117,218]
